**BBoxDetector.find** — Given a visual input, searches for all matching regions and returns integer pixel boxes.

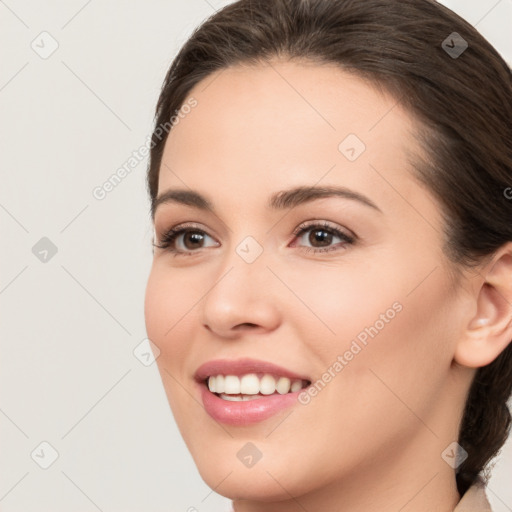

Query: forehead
[158,58,426,216]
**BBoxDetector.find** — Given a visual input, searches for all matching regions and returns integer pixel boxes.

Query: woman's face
[145,59,471,503]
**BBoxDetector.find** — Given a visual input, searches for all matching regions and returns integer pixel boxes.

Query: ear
[454,242,512,368]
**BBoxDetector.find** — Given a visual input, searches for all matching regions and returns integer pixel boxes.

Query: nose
[199,247,281,339]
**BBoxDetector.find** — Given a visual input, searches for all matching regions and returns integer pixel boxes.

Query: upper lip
[194,358,311,383]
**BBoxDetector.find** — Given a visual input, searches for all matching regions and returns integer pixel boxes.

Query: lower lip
[199,382,303,426]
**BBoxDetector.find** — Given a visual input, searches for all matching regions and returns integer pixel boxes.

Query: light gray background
[1,1,511,511]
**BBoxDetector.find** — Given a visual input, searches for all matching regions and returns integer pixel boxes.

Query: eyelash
[153,221,356,257]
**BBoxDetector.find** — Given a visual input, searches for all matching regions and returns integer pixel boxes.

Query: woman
[144,0,512,510]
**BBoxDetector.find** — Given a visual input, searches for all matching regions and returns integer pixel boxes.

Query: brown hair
[146,0,512,496]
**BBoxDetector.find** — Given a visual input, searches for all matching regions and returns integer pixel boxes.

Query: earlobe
[454,243,512,368]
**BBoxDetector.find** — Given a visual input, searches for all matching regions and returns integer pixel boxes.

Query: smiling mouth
[205,373,311,401]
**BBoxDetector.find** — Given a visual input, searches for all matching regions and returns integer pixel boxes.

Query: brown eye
[154,224,219,254]
[307,228,334,248]
[181,231,207,250]
[292,222,356,254]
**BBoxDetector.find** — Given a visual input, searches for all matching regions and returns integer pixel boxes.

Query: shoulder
[454,476,493,512]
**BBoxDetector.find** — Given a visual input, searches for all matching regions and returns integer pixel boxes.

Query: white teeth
[240,374,260,394]
[207,373,307,397]
[218,393,262,401]
[224,375,240,394]
[260,374,276,395]
[215,374,225,394]
[276,377,291,394]
[208,376,216,393]
[290,380,302,392]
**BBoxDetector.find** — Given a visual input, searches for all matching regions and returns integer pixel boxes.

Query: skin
[144,58,512,512]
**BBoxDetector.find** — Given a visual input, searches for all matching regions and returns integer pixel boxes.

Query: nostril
[236,323,259,330]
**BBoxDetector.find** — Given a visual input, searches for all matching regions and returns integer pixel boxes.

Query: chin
[191,446,322,503]
[198,466,298,502]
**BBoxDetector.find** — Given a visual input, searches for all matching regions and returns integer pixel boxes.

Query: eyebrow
[152,185,383,218]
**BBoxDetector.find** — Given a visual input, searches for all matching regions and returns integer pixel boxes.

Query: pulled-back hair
[146,0,512,495]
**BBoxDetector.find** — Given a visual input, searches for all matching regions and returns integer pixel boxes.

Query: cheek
[330,264,458,431]
[145,264,191,334]
[144,266,204,432]
[144,264,195,363]
[144,270,169,348]
[288,253,457,416]
[273,259,403,352]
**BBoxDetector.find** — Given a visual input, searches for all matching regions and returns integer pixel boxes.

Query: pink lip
[198,383,304,426]
[194,358,311,426]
